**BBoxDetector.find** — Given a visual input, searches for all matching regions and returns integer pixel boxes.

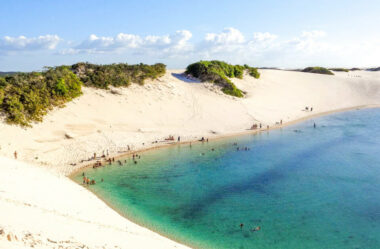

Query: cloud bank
[1,28,379,68]
[0,35,60,52]
[61,30,192,55]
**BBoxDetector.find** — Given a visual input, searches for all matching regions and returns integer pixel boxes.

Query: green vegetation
[329,68,349,72]
[0,67,82,126]
[71,62,166,88]
[350,68,361,71]
[185,60,260,97]
[302,67,334,75]
[0,72,19,77]
[0,62,166,126]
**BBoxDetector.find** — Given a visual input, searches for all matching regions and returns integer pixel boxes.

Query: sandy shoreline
[1,69,380,248]
[69,104,380,177]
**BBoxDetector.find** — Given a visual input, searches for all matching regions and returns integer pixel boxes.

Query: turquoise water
[74,109,380,249]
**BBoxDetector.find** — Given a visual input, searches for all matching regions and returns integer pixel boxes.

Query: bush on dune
[329,68,349,72]
[0,62,166,126]
[302,67,334,75]
[185,60,260,97]
[71,62,166,88]
[0,67,82,126]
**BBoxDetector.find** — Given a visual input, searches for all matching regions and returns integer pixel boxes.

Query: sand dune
[1,69,380,248]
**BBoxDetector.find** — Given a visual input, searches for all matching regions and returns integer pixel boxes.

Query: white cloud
[253,32,278,43]
[70,30,193,54]
[301,30,326,39]
[205,27,245,45]
[0,35,61,52]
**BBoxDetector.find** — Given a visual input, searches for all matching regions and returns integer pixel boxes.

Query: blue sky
[1,0,380,71]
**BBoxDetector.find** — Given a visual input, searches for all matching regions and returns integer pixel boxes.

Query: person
[14,151,17,160]
[311,107,313,111]
[260,123,262,129]
[280,119,283,125]
[252,226,261,232]
[207,138,209,142]
[101,178,104,182]
[240,223,244,230]
[178,136,181,142]
[314,122,316,128]
[93,153,96,160]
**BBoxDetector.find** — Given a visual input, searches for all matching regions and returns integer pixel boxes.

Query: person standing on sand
[178,136,181,142]
[14,151,17,159]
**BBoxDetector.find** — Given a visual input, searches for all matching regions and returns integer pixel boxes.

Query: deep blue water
[74,108,380,249]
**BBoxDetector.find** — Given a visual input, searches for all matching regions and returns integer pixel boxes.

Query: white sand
[1,69,380,248]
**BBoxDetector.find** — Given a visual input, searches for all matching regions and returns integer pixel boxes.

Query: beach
[1,69,380,248]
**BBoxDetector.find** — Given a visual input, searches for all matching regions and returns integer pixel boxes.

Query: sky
[1,0,380,71]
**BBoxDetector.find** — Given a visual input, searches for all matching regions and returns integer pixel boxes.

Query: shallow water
[74,109,380,249]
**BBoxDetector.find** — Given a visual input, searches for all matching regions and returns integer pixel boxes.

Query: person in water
[240,223,244,230]
[252,226,261,232]
[314,122,316,128]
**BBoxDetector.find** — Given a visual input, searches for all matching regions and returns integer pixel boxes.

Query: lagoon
[74,108,380,249]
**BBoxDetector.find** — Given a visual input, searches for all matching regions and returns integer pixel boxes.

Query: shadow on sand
[171,73,201,84]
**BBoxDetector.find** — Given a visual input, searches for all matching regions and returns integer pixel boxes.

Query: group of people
[305,106,314,112]
[237,146,250,151]
[82,175,96,185]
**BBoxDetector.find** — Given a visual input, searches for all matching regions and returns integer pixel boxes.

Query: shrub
[186,60,259,97]
[0,67,82,126]
[302,67,334,75]
[329,68,349,72]
[0,62,166,126]
[71,62,166,88]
